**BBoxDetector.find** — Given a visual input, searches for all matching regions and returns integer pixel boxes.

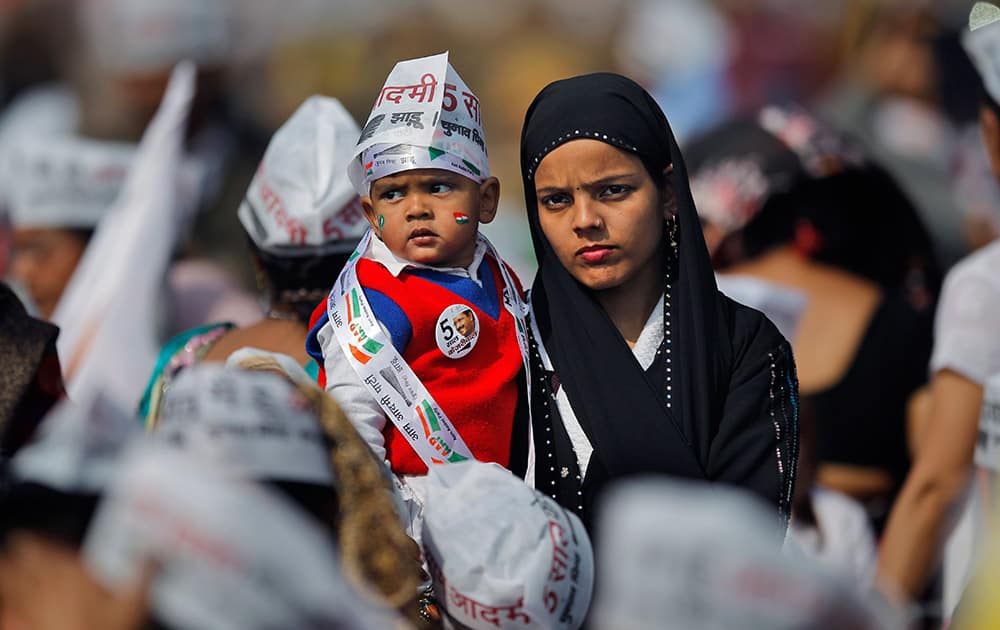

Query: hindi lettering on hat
[591,479,901,630]
[0,135,135,229]
[349,51,491,196]
[421,461,594,630]
[10,393,137,495]
[238,96,367,255]
[153,364,335,487]
[82,442,400,630]
[964,3,1000,105]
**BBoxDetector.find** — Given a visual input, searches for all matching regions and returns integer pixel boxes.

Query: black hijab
[521,73,799,527]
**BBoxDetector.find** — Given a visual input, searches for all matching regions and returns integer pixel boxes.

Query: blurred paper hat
[154,363,335,487]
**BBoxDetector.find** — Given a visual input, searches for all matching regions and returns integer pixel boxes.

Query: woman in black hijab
[521,73,799,530]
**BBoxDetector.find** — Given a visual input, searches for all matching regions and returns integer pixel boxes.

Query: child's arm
[315,319,390,462]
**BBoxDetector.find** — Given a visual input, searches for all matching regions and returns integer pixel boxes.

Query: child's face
[362,169,499,268]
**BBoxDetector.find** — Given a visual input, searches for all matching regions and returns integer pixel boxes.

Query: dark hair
[248,238,356,324]
[730,165,941,293]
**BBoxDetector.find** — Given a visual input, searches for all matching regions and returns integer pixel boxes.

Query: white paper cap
[10,392,137,494]
[82,442,399,630]
[964,3,1000,105]
[591,479,893,630]
[0,134,135,229]
[349,51,490,196]
[80,0,233,73]
[421,462,594,630]
[154,364,335,487]
[239,96,367,255]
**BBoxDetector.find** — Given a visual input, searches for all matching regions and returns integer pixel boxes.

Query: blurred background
[0,0,987,288]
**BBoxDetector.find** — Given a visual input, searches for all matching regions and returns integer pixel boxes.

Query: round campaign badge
[435,304,479,359]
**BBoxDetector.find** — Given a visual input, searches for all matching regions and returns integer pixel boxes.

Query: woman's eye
[429,182,453,194]
[381,190,404,201]
[599,184,633,198]
[540,193,571,209]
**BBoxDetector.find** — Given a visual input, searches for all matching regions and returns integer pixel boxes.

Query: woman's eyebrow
[585,172,641,187]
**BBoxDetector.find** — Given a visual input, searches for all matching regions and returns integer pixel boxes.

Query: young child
[306,53,530,533]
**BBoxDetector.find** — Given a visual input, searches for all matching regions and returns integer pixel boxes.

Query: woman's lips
[576,245,615,263]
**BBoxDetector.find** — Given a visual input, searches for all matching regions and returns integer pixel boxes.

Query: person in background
[877,0,1000,607]
[140,95,366,425]
[686,106,937,533]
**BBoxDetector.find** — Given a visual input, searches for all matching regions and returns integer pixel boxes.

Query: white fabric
[51,62,194,412]
[422,461,594,630]
[349,51,490,195]
[929,240,1000,385]
[225,347,315,388]
[964,3,1000,106]
[591,479,898,630]
[0,134,135,228]
[786,487,877,585]
[238,95,366,254]
[976,374,1000,471]
[528,296,664,479]
[716,274,808,343]
[82,442,398,630]
[0,84,78,141]
[153,365,335,486]
[10,393,136,494]
[80,0,232,72]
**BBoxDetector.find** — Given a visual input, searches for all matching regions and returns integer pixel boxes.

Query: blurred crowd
[1,0,1000,628]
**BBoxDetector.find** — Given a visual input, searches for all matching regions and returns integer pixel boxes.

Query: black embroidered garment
[520,73,799,530]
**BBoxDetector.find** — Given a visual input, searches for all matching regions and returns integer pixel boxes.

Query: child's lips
[408,228,439,244]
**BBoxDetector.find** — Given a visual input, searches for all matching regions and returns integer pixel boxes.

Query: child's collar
[366,235,488,287]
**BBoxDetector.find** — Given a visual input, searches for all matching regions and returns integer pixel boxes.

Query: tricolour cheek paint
[454,213,470,225]
[377,214,385,234]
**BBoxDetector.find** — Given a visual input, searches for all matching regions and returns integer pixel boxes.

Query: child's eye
[539,192,572,210]
[429,182,453,194]
[599,184,633,199]
[381,189,404,201]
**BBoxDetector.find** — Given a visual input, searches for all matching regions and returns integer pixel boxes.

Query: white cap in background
[238,95,367,255]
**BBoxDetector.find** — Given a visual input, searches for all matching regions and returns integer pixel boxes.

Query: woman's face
[534,139,668,292]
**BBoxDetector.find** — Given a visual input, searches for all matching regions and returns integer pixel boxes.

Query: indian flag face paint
[377,214,385,234]
[454,213,470,225]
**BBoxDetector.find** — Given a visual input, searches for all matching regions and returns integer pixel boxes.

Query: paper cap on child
[590,478,900,630]
[421,461,594,630]
[239,95,366,256]
[10,393,137,494]
[154,364,335,487]
[964,3,1000,105]
[82,442,397,630]
[0,135,135,229]
[349,51,490,196]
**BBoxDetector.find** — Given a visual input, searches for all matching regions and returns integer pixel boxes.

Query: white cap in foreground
[239,95,366,255]
[963,3,1000,105]
[83,441,400,629]
[154,364,335,487]
[591,479,901,630]
[422,461,594,630]
[10,393,137,494]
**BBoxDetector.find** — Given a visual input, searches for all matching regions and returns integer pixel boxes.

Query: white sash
[328,229,530,469]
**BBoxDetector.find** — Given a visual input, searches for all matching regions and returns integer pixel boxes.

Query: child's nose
[404,194,434,220]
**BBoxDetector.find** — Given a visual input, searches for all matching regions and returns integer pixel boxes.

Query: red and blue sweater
[306,254,524,475]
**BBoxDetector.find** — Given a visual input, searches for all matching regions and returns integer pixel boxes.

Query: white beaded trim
[526,129,639,180]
